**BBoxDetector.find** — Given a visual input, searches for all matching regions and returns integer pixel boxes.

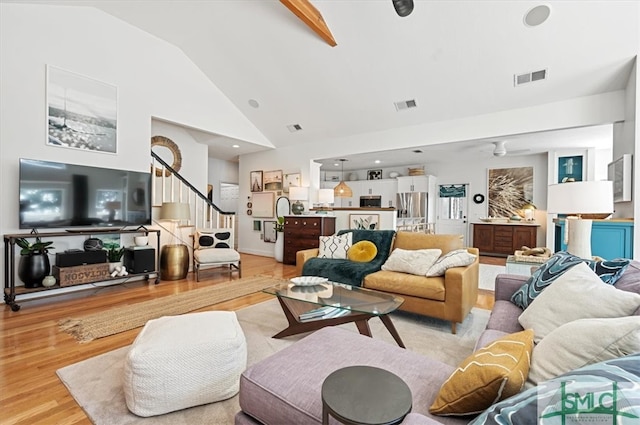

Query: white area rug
[57,299,490,425]
[479,263,506,291]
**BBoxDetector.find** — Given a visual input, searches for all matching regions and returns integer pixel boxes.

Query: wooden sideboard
[283,215,336,265]
[473,222,538,257]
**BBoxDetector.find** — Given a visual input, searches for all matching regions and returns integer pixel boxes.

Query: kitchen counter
[311,207,396,212]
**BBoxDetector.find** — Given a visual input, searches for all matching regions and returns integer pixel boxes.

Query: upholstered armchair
[192,228,241,281]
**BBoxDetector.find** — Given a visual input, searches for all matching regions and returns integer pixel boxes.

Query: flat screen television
[19,158,152,230]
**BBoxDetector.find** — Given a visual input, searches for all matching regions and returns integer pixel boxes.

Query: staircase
[150,151,236,249]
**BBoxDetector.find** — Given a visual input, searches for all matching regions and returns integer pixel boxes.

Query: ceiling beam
[280,0,337,47]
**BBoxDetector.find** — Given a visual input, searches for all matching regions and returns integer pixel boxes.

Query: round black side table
[321,365,412,425]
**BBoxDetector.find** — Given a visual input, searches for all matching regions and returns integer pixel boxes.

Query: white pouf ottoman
[123,311,247,417]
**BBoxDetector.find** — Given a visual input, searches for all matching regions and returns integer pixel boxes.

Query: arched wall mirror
[276,196,291,218]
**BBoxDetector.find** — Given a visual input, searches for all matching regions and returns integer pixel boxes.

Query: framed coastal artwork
[263,170,283,191]
[283,173,301,193]
[487,167,533,217]
[250,170,263,192]
[46,65,117,153]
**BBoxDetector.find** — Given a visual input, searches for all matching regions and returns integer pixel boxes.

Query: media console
[3,228,161,311]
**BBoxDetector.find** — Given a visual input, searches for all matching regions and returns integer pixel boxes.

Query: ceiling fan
[487,141,531,157]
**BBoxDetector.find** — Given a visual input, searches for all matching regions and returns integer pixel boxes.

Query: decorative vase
[42,275,56,287]
[109,261,123,273]
[274,233,284,263]
[18,254,50,288]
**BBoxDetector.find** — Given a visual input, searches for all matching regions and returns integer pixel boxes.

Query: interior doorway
[435,184,469,245]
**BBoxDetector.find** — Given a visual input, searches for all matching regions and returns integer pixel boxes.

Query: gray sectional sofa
[235,260,640,425]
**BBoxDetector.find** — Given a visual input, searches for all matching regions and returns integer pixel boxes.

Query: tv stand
[3,228,161,311]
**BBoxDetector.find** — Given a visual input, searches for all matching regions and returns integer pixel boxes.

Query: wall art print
[488,167,533,217]
[46,65,117,153]
[263,170,283,191]
[283,173,301,193]
[250,170,263,192]
[349,214,380,230]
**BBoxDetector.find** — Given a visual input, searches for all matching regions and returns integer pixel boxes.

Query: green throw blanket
[302,229,396,287]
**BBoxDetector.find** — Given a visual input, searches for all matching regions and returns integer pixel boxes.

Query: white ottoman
[123,311,247,417]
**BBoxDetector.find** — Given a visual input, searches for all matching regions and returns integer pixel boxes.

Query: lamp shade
[159,202,190,221]
[318,188,335,205]
[289,186,309,201]
[334,181,353,198]
[547,181,613,215]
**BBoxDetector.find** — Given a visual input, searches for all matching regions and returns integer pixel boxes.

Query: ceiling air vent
[394,99,417,111]
[287,124,303,132]
[514,69,547,86]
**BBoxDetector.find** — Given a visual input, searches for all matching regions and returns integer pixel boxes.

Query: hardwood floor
[1,254,500,425]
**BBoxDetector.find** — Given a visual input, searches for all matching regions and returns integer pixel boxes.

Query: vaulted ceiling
[12,1,639,168]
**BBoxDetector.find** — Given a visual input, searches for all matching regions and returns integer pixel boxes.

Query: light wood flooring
[1,254,502,425]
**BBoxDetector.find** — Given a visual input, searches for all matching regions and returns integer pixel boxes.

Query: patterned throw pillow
[518,262,640,343]
[469,353,640,425]
[511,251,630,309]
[318,233,352,259]
[380,248,441,275]
[195,229,233,250]
[429,330,534,416]
[426,249,476,277]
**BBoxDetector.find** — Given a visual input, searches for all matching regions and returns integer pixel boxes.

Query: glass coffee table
[263,278,406,347]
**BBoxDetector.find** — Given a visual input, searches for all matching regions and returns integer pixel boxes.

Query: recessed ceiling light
[524,4,551,27]
[374,160,381,164]
[248,99,260,108]
[232,144,240,148]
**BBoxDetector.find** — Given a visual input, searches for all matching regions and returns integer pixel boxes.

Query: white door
[435,184,469,245]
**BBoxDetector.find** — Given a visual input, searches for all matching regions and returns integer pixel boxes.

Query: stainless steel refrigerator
[396,192,428,219]
[397,191,433,232]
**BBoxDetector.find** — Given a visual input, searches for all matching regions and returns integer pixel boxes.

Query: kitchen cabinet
[321,179,398,208]
[397,175,433,193]
[283,216,336,265]
[554,219,633,259]
[472,223,538,257]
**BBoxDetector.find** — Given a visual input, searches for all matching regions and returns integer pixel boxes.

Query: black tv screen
[19,158,152,229]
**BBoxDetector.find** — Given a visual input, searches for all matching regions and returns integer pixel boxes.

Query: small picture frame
[263,170,283,191]
[349,214,380,230]
[367,169,383,180]
[253,220,262,231]
[250,171,263,192]
[283,173,301,193]
[263,220,277,243]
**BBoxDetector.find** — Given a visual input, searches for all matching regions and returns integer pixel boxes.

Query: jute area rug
[56,299,490,425]
[59,275,286,343]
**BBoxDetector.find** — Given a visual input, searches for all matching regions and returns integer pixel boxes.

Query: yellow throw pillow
[429,329,534,416]
[347,240,378,262]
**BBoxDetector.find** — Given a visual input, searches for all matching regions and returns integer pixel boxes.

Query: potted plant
[16,237,55,288]
[274,217,285,263]
[106,244,125,272]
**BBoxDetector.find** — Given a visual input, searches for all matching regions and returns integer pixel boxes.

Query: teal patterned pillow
[469,353,640,425]
[511,252,630,309]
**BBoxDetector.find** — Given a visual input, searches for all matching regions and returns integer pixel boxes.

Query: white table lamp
[289,186,309,215]
[547,181,613,259]
[318,188,335,208]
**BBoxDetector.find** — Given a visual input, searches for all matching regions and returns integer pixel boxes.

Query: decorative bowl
[134,236,149,246]
[389,172,400,178]
[290,276,329,286]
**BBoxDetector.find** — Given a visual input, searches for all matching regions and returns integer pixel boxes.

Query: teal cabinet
[554,220,634,259]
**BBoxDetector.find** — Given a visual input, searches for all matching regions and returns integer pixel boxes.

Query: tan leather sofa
[297,232,480,333]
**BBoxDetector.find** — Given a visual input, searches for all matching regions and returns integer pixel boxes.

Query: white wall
[0,3,273,282]
[239,92,628,256]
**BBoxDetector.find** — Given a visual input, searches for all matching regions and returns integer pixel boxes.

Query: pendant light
[334,159,353,198]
